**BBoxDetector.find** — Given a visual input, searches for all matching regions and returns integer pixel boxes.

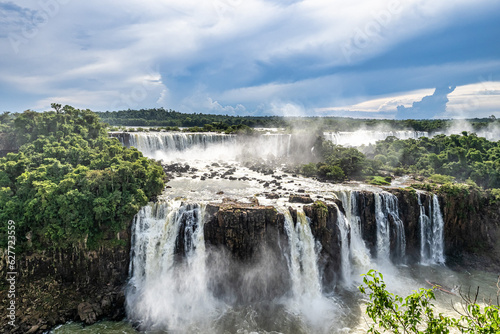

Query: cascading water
[281,208,322,299]
[126,201,221,332]
[323,130,428,146]
[430,195,445,264]
[418,194,445,265]
[375,192,406,263]
[418,193,432,263]
[128,132,235,156]
[334,203,351,283]
[337,191,371,274]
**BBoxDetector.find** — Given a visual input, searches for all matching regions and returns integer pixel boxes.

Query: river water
[51,131,499,334]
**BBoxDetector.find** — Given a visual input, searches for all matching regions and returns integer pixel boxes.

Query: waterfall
[375,192,406,262]
[281,207,322,299]
[418,193,432,263]
[418,194,445,265]
[334,203,351,283]
[323,130,428,146]
[431,195,445,264]
[126,201,220,331]
[337,191,371,272]
[127,132,235,155]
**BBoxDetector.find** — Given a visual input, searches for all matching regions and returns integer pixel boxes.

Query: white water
[126,201,221,332]
[113,131,296,160]
[127,132,235,155]
[281,207,322,300]
[334,203,352,283]
[431,195,445,264]
[418,193,445,265]
[375,192,406,262]
[337,191,371,276]
[323,130,428,146]
[119,131,455,333]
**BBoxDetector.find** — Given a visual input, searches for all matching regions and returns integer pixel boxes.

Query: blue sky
[0,0,499,119]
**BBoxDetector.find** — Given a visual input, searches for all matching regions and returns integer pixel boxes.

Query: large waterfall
[110,131,296,160]
[281,207,322,300]
[126,202,221,332]
[337,191,371,274]
[116,130,455,333]
[418,193,445,265]
[375,192,406,263]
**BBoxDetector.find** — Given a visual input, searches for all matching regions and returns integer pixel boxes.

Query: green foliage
[97,108,500,133]
[301,163,318,177]
[300,137,366,182]
[374,133,500,189]
[489,188,500,204]
[0,107,165,250]
[428,174,455,184]
[359,270,500,333]
[366,176,392,185]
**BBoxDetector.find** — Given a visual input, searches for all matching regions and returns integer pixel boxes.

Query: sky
[0,0,499,119]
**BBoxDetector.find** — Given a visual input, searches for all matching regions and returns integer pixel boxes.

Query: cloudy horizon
[1,0,499,119]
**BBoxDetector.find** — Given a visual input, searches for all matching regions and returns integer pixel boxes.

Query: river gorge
[2,130,499,334]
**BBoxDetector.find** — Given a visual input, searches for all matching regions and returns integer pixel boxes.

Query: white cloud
[0,0,499,115]
[317,88,434,113]
[445,81,500,118]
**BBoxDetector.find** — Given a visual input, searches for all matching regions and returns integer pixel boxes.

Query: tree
[359,270,500,333]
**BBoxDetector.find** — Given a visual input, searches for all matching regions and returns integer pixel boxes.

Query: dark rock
[289,194,314,204]
[203,201,290,303]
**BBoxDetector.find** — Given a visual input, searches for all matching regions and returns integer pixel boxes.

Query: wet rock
[78,302,101,325]
[216,191,224,195]
[265,193,280,199]
[289,194,314,204]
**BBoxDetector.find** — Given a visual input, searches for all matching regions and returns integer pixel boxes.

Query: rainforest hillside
[0,106,165,250]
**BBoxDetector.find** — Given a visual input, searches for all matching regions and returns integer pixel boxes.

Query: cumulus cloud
[0,0,499,116]
[395,86,456,119]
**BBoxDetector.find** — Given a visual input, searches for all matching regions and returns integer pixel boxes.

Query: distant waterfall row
[110,130,430,159]
[126,190,445,331]
[323,130,429,146]
[110,132,294,159]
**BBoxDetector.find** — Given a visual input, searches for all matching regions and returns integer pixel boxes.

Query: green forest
[301,132,500,199]
[2,106,500,249]
[0,106,165,250]
[97,108,499,132]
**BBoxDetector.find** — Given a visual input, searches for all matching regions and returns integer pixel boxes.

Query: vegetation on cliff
[0,105,165,250]
[360,270,500,333]
[97,108,499,132]
[300,132,500,196]
[372,132,500,188]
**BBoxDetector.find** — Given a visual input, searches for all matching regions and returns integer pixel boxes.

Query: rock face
[0,231,130,334]
[303,200,345,293]
[439,189,500,271]
[2,188,499,333]
[356,191,377,258]
[386,189,426,264]
[203,200,291,303]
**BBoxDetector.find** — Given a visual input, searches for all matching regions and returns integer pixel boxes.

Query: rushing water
[419,193,446,265]
[52,130,495,333]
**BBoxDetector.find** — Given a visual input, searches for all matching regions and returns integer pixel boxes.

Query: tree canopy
[0,106,165,250]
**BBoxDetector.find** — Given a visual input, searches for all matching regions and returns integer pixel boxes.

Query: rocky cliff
[0,231,130,334]
[202,200,291,303]
[2,189,499,333]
